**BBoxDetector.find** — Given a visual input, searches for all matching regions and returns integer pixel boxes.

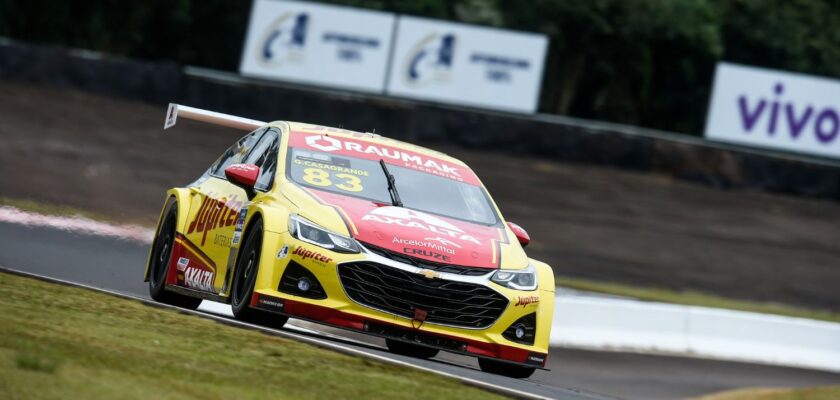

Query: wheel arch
[228,208,265,289]
[144,188,193,281]
[531,259,555,293]
[530,258,556,352]
[226,201,293,298]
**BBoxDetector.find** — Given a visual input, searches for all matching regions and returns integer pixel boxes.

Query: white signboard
[705,63,840,159]
[386,16,548,113]
[239,0,395,93]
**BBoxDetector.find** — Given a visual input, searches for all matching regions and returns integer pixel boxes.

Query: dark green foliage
[0,0,837,135]
[0,0,250,70]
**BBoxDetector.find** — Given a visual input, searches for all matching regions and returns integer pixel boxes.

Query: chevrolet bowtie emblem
[418,269,440,279]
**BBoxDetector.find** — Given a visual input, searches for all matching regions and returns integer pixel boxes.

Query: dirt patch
[1,81,838,310]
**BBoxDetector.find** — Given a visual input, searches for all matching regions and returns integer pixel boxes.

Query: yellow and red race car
[145,104,555,378]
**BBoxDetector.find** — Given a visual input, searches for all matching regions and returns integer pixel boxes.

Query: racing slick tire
[478,358,536,379]
[385,339,440,359]
[148,202,202,310]
[230,218,288,329]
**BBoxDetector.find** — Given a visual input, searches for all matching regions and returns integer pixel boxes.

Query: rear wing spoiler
[164,103,265,131]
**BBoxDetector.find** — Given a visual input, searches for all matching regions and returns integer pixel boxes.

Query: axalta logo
[184,267,213,292]
[405,33,456,86]
[363,207,480,245]
[302,135,461,178]
[260,12,309,66]
[515,295,540,307]
[187,194,244,246]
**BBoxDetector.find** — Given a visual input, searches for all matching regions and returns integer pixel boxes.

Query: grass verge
[0,272,503,400]
[691,386,840,400]
[556,276,840,324]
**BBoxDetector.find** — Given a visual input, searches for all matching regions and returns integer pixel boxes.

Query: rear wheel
[148,201,201,310]
[478,358,536,379]
[230,218,288,329]
[385,339,440,359]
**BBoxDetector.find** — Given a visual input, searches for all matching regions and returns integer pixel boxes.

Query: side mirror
[507,221,530,248]
[225,163,260,199]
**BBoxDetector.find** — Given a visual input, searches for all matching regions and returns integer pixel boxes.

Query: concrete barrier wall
[551,295,840,372]
[2,38,839,200]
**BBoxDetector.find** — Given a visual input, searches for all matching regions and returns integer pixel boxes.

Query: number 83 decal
[301,168,363,192]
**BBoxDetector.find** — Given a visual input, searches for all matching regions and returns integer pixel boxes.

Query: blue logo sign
[260,12,309,66]
[404,33,456,86]
[322,32,380,62]
[470,53,530,83]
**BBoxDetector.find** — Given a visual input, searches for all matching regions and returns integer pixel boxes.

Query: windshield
[286,147,499,225]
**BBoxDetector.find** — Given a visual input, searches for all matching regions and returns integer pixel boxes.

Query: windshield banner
[289,131,481,185]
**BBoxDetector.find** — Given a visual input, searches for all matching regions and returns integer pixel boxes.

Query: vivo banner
[386,16,548,113]
[705,63,840,159]
[239,0,395,93]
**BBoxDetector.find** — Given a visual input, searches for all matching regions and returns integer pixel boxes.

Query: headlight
[491,264,537,291]
[288,214,360,254]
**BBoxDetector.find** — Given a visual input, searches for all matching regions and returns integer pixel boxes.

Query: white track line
[197,301,327,336]
[0,266,568,400]
[0,206,154,243]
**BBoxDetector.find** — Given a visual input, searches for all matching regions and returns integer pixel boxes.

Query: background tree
[0,0,837,135]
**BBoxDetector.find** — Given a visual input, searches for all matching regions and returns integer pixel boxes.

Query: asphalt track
[2,221,839,400]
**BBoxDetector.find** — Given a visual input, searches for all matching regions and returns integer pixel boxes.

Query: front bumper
[250,231,554,368]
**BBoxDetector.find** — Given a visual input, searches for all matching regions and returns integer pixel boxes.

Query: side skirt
[165,284,229,303]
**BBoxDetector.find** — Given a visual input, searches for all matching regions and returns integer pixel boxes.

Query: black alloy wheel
[230,218,288,329]
[148,201,201,309]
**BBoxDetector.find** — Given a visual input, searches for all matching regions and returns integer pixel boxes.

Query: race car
[145,104,555,378]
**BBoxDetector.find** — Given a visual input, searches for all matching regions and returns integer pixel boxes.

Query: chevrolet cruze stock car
[145,104,555,378]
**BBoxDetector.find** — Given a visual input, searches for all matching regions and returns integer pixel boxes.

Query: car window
[287,147,499,225]
[210,128,267,177]
[247,130,280,191]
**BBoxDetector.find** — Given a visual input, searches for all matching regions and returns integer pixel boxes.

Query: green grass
[556,276,840,324]
[691,386,840,400]
[0,272,504,400]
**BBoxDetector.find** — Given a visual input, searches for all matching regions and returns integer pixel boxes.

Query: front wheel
[385,339,439,359]
[478,358,536,379]
[148,201,201,310]
[230,218,288,329]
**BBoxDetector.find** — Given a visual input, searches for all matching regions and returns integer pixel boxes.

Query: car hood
[306,189,507,269]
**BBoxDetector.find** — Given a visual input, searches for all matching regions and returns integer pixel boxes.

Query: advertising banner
[385,16,548,113]
[705,63,840,159]
[239,0,396,93]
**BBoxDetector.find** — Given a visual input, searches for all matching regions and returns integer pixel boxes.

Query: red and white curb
[0,205,154,243]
